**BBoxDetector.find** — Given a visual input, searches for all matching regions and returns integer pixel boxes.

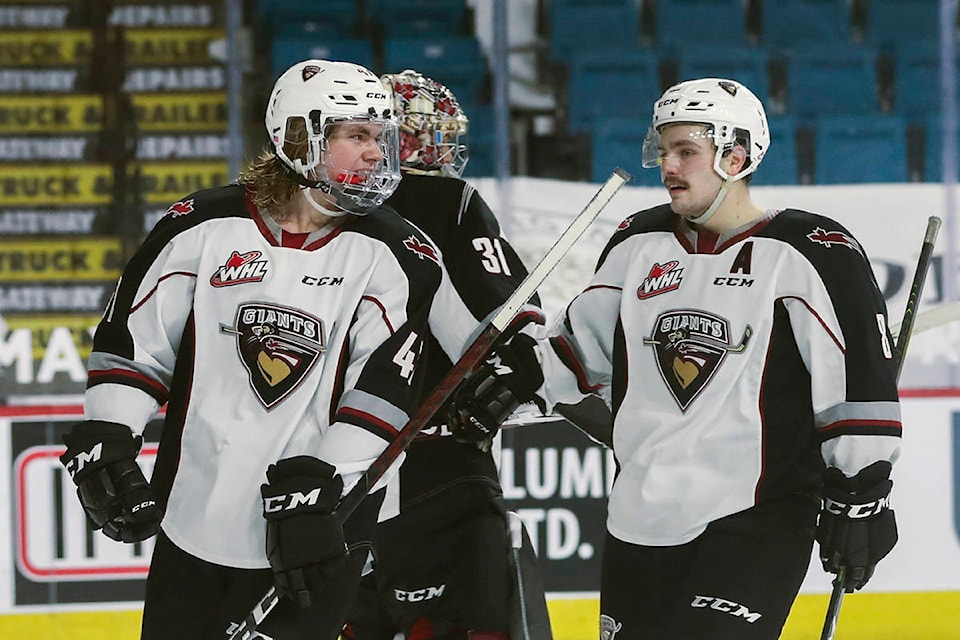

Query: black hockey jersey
[540,205,902,546]
[383,172,541,510]
[83,184,442,568]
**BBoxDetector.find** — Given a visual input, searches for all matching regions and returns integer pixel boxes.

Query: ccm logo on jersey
[63,442,103,478]
[807,227,861,252]
[211,250,268,287]
[637,261,683,299]
[690,595,762,623]
[394,584,446,602]
[263,487,327,513]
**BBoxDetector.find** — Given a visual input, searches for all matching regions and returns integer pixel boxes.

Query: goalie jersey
[82,184,442,568]
[383,172,543,511]
[540,205,902,546]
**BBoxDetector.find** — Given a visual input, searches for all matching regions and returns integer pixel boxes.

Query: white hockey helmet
[381,69,469,177]
[265,59,401,215]
[641,78,770,182]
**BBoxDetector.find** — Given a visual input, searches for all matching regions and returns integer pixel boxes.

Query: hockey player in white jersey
[449,78,901,639]
[58,59,444,640]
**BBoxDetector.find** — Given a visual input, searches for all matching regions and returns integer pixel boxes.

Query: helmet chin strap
[301,186,349,218]
[684,176,732,226]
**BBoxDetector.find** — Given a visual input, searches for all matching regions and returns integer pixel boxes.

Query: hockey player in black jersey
[450,78,901,639]
[341,70,552,640]
[58,59,446,640]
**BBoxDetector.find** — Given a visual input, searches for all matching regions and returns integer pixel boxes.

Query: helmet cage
[384,70,469,177]
[266,59,401,215]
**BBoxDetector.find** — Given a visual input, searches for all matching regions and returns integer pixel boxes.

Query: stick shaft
[819,215,941,640]
[226,168,630,640]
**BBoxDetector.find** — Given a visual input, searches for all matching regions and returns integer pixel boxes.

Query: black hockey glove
[448,333,544,451]
[261,456,347,609]
[816,460,898,592]
[59,420,161,543]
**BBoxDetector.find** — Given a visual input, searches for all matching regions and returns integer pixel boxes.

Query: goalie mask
[381,69,469,177]
[641,78,769,183]
[265,59,401,216]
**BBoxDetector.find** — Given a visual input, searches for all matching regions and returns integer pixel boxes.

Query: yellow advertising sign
[0,164,112,206]
[0,95,102,134]
[0,161,228,206]
[0,92,227,134]
[3,315,100,359]
[0,237,123,281]
[0,30,91,66]
[131,92,227,132]
[125,28,225,66]
[137,161,229,203]
[0,28,225,67]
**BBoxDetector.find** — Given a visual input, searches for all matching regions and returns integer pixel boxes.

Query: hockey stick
[819,215,941,640]
[225,168,631,640]
[890,301,960,340]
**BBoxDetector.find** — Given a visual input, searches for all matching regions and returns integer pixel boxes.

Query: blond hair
[236,148,300,210]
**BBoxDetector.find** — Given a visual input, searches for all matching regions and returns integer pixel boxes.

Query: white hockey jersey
[84,184,443,568]
[540,206,902,546]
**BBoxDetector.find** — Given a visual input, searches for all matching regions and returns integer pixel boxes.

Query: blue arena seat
[655,0,748,46]
[814,114,909,184]
[549,0,642,62]
[784,43,880,115]
[383,35,488,104]
[270,36,374,80]
[751,115,799,185]
[566,49,661,135]
[675,44,771,104]
[366,0,470,35]
[256,0,359,37]
[759,0,851,45]
[893,41,953,117]
[864,0,943,46]
[923,115,960,182]
[462,104,495,177]
[591,117,663,186]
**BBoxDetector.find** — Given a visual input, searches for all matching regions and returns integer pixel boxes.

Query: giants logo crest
[600,614,622,640]
[644,310,752,411]
[219,303,326,409]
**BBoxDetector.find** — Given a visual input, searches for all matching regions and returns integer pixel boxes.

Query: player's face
[657,124,723,217]
[325,122,386,177]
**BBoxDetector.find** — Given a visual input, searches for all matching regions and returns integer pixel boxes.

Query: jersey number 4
[392,331,422,383]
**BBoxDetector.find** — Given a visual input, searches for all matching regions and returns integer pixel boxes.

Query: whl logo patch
[211,250,269,287]
[637,261,683,299]
[644,310,752,411]
[220,302,325,409]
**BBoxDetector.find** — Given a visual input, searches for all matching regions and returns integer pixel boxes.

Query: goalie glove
[816,460,898,592]
[448,332,544,451]
[59,420,161,543]
[261,456,347,609]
